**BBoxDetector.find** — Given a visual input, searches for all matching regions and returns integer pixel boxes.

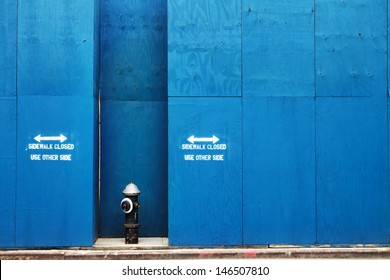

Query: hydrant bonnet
[122,182,140,196]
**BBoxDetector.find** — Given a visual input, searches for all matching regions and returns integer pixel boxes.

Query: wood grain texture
[100,0,167,101]
[17,0,97,96]
[0,1,16,96]
[168,97,242,246]
[316,0,387,97]
[168,0,241,96]
[243,0,315,97]
[243,97,316,245]
[316,98,388,244]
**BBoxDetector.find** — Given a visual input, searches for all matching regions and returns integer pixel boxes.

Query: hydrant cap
[123,182,140,196]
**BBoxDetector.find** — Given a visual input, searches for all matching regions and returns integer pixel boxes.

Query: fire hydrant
[120,182,140,244]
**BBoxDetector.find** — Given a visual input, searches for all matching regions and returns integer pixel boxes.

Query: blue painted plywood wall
[16,96,98,247]
[0,1,17,248]
[168,0,242,246]
[100,0,168,237]
[316,98,388,243]
[168,98,242,246]
[100,101,167,237]
[243,97,316,245]
[11,0,99,247]
[0,100,16,247]
[168,0,241,97]
[316,0,387,97]
[17,0,98,97]
[242,0,315,97]
[169,0,390,246]
[0,1,16,97]
[100,0,167,101]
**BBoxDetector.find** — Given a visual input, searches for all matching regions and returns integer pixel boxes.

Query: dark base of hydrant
[124,223,140,244]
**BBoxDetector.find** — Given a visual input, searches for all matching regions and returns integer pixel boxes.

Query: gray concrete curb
[1,247,390,260]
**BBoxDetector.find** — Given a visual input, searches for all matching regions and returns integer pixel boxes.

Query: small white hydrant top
[122,182,141,196]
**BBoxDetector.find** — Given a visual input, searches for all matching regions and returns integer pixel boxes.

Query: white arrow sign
[187,135,220,144]
[34,134,67,143]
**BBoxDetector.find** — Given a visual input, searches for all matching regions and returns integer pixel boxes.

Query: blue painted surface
[100,101,168,237]
[316,98,388,244]
[316,0,387,97]
[0,1,16,96]
[0,98,16,247]
[100,0,167,101]
[168,97,242,246]
[17,0,98,96]
[16,96,98,247]
[168,0,241,97]
[243,97,316,245]
[242,1,314,97]
[100,0,168,237]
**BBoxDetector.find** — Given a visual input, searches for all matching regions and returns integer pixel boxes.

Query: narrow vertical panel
[317,98,388,244]
[0,99,16,247]
[168,98,242,246]
[18,0,96,96]
[100,101,168,237]
[242,1,314,97]
[316,0,387,97]
[243,97,316,245]
[16,96,97,247]
[100,0,167,101]
[168,0,241,97]
[0,1,16,96]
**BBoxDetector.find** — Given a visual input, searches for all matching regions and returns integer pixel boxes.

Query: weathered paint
[17,0,97,96]
[316,0,387,97]
[243,97,316,245]
[0,1,16,96]
[168,97,242,246]
[242,0,315,97]
[100,101,168,237]
[316,98,388,244]
[168,0,241,97]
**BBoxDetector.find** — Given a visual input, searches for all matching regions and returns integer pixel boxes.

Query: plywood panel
[100,0,167,101]
[18,0,97,96]
[0,1,16,96]
[316,97,388,244]
[243,97,316,244]
[242,0,314,97]
[168,97,242,246]
[16,96,98,247]
[316,0,387,97]
[168,0,241,97]
[0,99,16,247]
[100,101,168,237]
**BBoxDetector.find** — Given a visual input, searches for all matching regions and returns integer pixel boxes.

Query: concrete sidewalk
[1,238,390,260]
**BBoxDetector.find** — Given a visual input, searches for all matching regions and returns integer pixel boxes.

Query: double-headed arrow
[34,134,67,143]
[187,135,220,144]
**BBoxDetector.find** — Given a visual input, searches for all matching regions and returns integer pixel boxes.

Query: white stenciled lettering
[54,144,75,150]
[213,155,224,161]
[207,144,227,150]
[42,154,58,161]
[184,154,194,161]
[30,154,41,160]
[196,155,211,161]
[60,154,72,161]
[182,144,206,150]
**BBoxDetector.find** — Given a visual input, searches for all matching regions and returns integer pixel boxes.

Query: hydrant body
[120,182,140,244]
